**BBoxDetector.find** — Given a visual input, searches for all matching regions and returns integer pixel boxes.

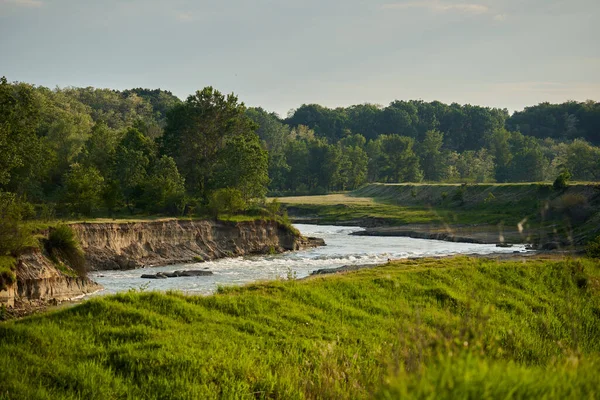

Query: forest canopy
[1,76,599,218]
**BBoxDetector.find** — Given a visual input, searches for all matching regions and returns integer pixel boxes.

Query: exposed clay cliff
[0,250,101,309]
[71,219,324,271]
[0,219,323,310]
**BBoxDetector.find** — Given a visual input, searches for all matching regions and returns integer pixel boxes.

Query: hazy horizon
[1,0,599,116]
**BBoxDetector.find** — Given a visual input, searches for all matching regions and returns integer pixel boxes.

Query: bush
[586,236,600,258]
[0,192,37,257]
[45,225,86,278]
[208,188,247,217]
[553,170,571,191]
[484,192,496,204]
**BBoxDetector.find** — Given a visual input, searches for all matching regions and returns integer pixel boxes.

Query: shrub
[484,192,496,204]
[452,185,466,204]
[0,192,37,257]
[587,236,600,258]
[208,188,247,217]
[553,170,571,191]
[45,225,86,278]
[266,199,282,217]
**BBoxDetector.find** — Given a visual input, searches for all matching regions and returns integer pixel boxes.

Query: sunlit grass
[1,256,599,399]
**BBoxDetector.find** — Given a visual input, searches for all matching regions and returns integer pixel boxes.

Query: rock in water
[140,270,213,279]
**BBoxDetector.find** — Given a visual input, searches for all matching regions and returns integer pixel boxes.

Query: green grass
[0,256,17,291]
[278,183,600,246]
[1,256,599,399]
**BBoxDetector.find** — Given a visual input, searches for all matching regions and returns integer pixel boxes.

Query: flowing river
[89,224,528,295]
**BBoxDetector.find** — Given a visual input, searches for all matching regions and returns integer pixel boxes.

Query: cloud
[2,0,43,7]
[382,1,489,15]
[493,13,507,21]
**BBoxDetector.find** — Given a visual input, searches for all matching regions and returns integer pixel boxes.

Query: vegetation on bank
[278,182,600,245]
[0,256,598,398]
[2,77,599,223]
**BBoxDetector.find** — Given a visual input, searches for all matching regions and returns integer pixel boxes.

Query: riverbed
[89,224,528,295]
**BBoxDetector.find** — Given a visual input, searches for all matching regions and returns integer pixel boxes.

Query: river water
[89,224,527,296]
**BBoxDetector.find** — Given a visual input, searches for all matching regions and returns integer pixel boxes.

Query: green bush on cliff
[0,192,37,258]
[45,225,86,278]
[587,235,600,258]
[0,256,16,291]
[208,188,247,217]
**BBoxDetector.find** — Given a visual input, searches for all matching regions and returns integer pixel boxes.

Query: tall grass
[44,225,86,278]
[0,256,598,399]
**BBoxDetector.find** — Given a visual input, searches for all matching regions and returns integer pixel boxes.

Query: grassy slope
[278,183,600,243]
[1,256,599,399]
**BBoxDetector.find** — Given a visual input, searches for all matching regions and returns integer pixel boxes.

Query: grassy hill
[278,183,600,246]
[1,256,599,399]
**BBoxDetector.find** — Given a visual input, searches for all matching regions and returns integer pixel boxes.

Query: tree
[418,130,446,181]
[115,128,156,213]
[341,145,368,189]
[62,164,104,216]
[142,156,186,215]
[0,77,41,186]
[213,135,269,201]
[208,188,247,216]
[162,87,260,198]
[564,139,600,181]
[246,107,291,190]
[377,135,423,182]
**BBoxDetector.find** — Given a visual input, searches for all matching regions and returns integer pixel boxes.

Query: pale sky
[1,0,599,116]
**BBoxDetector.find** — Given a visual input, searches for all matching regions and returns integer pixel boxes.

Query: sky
[1,0,599,116]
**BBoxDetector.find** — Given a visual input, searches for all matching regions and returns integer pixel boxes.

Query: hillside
[279,183,600,246]
[1,256,598,399]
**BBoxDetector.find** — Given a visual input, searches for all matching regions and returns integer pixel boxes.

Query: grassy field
[1,256,599,399]
[277,183,600,245]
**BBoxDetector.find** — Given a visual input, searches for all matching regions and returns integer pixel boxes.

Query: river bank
[279,183,600,248]
[0,219,322,312]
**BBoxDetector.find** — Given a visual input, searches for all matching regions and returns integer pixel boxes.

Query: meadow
[1,255,599,399]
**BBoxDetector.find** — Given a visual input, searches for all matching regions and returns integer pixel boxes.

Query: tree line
[1,76,599,218]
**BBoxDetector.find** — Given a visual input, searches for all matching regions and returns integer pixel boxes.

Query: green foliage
[0,257,598,398]
[0,256,17,291]
[62,164,104,216]
[208,188,247,216]
[484,191,496,204]
[141,156,186,215]
[0,192,38,257]
[162,87,265,200]
[586,236,600,258]
[554,169,572,190]
[45,225,86,278]
[0,76,42,186]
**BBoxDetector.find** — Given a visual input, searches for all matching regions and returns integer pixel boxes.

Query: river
[89,224,528,295]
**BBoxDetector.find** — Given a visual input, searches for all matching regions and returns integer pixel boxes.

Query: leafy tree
[418,130,446,181]
[0,77,41,186]
[142,156,186,215]
[115,128,156,213]
[213,135,269,201]
[208,188,247,216]
[62,164,104,216]
[377,135,423,182]
[485,129,513,182]
[564,139,600,181]
[246,108,291,190]
[553,169,572,191]
[341,145,368,189]
[162,87,260,198]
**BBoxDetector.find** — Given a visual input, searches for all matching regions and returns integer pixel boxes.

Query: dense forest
[1,76,599,219]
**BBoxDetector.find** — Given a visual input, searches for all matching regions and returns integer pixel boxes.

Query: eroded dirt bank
[0,249,101,311]
[72,219,324,271]
[1,219,323,312]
